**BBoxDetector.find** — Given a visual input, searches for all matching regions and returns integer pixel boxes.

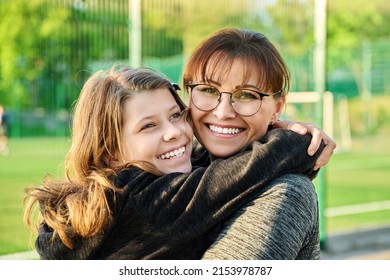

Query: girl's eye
[140,123,156,131]
[170,111,182,120]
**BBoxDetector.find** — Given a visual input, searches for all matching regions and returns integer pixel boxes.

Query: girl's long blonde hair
[24,66,186,249]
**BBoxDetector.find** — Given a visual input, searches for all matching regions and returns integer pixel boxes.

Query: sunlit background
[0,0,389,259]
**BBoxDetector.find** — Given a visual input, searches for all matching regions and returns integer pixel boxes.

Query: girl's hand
[273,120,337,170]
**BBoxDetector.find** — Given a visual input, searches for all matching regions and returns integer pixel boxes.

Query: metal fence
[0,0,389,137]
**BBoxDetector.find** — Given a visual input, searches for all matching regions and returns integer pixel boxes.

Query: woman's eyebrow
[205,78,260,91]
[237,84,261,90]
[204,78,221,86]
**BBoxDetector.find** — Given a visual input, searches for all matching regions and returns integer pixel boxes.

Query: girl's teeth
[159,146,185,159]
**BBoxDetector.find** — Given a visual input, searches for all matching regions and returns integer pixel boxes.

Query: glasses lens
[231,89,262,116]
[190,84,263,116]
[190,84,220,111]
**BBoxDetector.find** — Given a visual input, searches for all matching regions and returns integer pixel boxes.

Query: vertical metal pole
[314,0,327,249]
[362,41,372,134]
[12,83,22,138]
[129,0,142,67]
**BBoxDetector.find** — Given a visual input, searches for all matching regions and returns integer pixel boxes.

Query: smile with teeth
[158,146,186,160]
[208,124,243,135]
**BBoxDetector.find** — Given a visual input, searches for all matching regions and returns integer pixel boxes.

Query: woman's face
[189,60,284,158]
[121,88,193,174]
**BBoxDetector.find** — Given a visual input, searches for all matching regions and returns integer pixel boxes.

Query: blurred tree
[139,0,255,58]
[0,0,70,108]
[0,0,129,110]
[327,0,390,96]
[265,0,315,91]
[138,0,256,83]
[181,0,255,55]
[141,0,184,58]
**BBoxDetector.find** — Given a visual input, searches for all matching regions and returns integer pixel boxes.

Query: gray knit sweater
[202,173,320,260]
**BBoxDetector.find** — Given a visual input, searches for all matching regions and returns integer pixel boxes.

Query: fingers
[314,144,335,170]
[273,120,308,135]
[288,122,308,135]
[273,120,337,170]
[307,128,322,156]
[313,132,337,170]
[291,121,337,168]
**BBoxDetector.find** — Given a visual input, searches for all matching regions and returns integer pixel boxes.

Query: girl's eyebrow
[137,104,180,123]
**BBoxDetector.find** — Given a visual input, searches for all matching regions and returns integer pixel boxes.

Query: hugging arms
[25,28,335,260]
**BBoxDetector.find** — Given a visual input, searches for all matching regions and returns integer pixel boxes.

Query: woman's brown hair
[183,28,290,100]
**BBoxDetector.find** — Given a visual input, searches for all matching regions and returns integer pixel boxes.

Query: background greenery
[1,0,390,137]
[0,0,389,256]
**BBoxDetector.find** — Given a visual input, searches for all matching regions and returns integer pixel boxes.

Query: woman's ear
[272,99,284,124]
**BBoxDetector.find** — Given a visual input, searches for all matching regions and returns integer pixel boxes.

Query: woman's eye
[204,87,216,94]
[234,90,260,101]
[197,85,219,96]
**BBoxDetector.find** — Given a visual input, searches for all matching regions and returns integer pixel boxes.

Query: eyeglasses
[187,83,282,117]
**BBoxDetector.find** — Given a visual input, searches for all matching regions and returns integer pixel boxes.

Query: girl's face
[121,88,193,174]
[189,60,284,159]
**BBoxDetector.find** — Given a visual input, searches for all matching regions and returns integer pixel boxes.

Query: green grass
[0,135,389,256]
[320,136,390,233]
[0,137,70,255]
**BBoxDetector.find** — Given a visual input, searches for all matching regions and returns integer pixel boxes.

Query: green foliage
[344,95,390,136]
[328,0,390,47]
[0,0,129,111]
[0,0,70,107]
[327,0,390,97]
[1,0,390,137]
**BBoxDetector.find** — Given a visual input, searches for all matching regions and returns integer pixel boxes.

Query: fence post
[314,0,328,249]
[129,0,142,67]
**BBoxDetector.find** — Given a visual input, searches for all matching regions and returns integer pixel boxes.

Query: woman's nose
[213,93,237,120]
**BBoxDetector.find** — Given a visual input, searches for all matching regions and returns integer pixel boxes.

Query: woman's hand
[273,120,337,170]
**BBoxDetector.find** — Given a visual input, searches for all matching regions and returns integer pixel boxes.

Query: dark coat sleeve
[35,129,324,259]
[115,128,324,239]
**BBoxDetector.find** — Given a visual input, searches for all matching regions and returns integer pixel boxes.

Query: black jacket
[35,129,323,259]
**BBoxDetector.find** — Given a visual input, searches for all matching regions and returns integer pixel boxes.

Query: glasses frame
[187,83,282,117]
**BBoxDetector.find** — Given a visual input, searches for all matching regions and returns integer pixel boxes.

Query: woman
[183,28,335,259]
[24,66,324,259]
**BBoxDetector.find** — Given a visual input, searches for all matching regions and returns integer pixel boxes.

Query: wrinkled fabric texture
[202,174,320,260]
[35,129,323,260]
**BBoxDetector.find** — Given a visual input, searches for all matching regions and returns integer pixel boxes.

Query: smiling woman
[186,59,284,159]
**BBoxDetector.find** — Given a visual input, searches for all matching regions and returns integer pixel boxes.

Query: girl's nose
[163,122,182,142]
